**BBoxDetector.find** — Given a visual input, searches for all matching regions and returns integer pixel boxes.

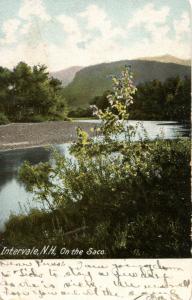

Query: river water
[0,120,190,230]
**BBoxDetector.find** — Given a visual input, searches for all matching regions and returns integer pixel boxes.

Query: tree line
[0,62,68,124]
[70,76,190,122]
[0,62,190,124]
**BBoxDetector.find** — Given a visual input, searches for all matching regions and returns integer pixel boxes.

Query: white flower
[90,105,99,116]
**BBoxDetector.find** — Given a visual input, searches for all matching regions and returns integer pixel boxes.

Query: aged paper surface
[0,259,191,300]
[0,0,191,300]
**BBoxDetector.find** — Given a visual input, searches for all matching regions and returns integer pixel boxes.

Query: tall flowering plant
[71,67,137,156]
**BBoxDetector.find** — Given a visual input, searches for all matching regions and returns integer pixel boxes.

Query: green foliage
[0,112,9,124]
[68,107,93,118]
[0,62,68,122]
[3,67,191,258]
[131,76,191,121]
[90,76,190,122]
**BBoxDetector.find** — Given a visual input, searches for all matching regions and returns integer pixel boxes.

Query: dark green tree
[87,77,190,122]
[0,62,68,122]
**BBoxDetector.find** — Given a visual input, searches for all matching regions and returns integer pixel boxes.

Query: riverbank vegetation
[85,76,190,122]
[1,68,191,258]
[1,62,190,125]
[0,62,68,124]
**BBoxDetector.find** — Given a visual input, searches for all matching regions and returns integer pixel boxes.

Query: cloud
[0,0,50,46]
[0,42,50,70]
[79,4,109,32]
[173,12,191,39]
[0,1,190,71]
[125,3,190,60]
[18,0,51,21]
[20,21,33,35]
[79,4,125,38]
[127,3,170,30]
[47,38,129,71]
[57,15,83,43]
[57,15,80,36]
[54,5,128,70]
[0,18,21,44]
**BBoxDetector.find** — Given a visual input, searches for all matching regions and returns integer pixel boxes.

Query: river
[0,120,190,230]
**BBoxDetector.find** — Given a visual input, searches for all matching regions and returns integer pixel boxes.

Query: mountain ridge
[62,59,191,108]
[51,55,190,87]
[137,54,191,66]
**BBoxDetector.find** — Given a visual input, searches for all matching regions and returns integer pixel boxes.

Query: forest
[70,76,191,122]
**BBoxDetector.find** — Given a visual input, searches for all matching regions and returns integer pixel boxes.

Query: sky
[0,0,191,71]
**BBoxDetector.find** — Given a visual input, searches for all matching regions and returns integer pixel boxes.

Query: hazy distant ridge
[51,66,82,87]
[137,54,191,66]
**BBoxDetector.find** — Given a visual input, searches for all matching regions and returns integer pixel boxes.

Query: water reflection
[0,147,51,230]
[0,121,190,230]
[0,147,51,190]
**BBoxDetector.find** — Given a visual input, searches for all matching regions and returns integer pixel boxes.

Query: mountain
[51,55,190,87]
[51,66,82,87]
[137,54,191,66]
[63,59,191,108]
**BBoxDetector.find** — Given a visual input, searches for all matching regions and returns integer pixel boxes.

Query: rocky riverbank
[0,121,96,151]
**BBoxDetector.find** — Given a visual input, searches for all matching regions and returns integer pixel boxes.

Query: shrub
[0,112,9,125]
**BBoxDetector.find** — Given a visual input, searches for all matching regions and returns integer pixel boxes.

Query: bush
[3,138,191,258]
[68,107,93,118]
[0,112,9,125]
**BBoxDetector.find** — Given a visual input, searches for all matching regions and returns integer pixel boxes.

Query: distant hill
[51,66,82,87]
[62,59,191,108]
[137,54,191,66]
[51,55,190,87]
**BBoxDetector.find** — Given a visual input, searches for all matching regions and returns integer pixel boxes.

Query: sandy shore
[0,121,96,151]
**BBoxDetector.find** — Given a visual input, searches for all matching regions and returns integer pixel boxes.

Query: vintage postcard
[0,0,191,298]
